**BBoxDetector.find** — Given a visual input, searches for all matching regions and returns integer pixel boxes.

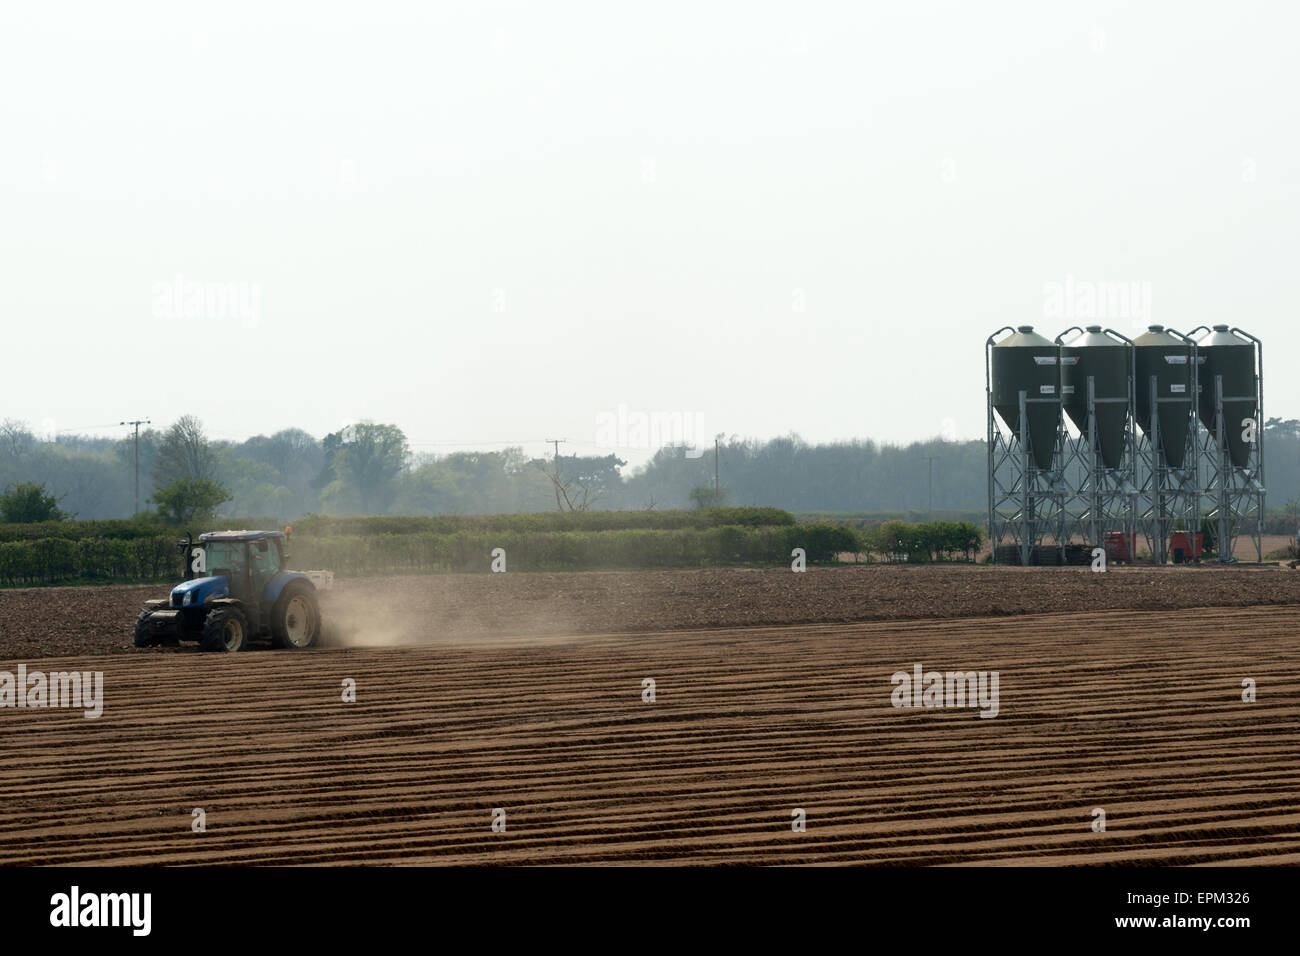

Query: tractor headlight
[182,591,193,607]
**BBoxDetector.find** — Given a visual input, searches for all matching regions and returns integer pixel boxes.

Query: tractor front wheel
[271,585,320,650]
[133,610,160,648]
[200,606,250,652]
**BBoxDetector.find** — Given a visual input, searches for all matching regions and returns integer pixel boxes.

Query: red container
[1169,531,1203,562]
[1103,531,1136,562]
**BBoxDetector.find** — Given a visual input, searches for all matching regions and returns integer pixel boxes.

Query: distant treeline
[5,414,1300,525]
[0,416,998,520]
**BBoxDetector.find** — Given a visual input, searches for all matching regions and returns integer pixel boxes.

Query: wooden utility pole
[546,438,567,472]
[545,438,567,510]
[714,437,720,501]
[121,418,150,516]
[926,455,939,518]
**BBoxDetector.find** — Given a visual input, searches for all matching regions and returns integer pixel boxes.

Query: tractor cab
[135,528,329,652]
[179,531,288,612]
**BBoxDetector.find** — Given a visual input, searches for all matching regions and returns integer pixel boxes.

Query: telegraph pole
[545,438,567,511]
[121,419,150,516]
[546,437,567,473]
[714,437,720,502]
[926,455,939,518]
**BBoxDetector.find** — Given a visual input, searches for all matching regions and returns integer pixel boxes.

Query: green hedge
[0,515,992,583]
[0,521,853,586]
[0,519,176,543]
[289,524,855,575]
[0,508,797,543]
[0,517,984,584]
[861,521,984,563]
[288,508,796,537]
[0,536,178,586]
[0,516,286,543]
[795,510,986,528]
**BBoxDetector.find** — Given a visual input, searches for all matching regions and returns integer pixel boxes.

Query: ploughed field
[0,566,1298,865]
[2,563,1300,658]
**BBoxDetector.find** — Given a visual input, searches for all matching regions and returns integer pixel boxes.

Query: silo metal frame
[1188,326,1265,563]
[986,328,1068,565]
[1054,327,1140,562]
[1135,327,1201,564]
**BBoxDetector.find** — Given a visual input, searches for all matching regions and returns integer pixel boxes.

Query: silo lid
[1197,325,1243,347]
[1064,325,1121,347]
[1134,324,1187,347]
[996,325,1057,348]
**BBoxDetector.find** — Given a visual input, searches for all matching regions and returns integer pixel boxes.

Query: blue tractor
[134,529,328,652]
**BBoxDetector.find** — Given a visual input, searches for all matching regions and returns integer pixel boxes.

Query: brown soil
[1,564,1299,659]
[0,603,1296,865]
[3,566,1298,865]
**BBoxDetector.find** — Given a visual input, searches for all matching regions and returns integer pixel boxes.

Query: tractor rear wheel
[200,606,250,652]
[133,610,160,648]
[271,585,320,650]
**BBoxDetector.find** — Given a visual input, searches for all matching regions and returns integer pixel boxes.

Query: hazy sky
[2,1,1296,469]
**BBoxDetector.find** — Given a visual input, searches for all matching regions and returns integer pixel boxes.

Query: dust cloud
[315,580,583,649]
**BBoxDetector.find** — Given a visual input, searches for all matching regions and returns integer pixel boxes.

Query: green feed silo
[1059,326,1129,469]
[991,326,1061,471]
[1196,325,1258,468]
[1133,325,1193,468]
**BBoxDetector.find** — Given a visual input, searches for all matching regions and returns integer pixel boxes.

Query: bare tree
[533,454,625,512]
[0,419,34,459]
[152,415,220,487]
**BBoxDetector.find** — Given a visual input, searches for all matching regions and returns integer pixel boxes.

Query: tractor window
[251,539,282,575]
[205,542,246,578]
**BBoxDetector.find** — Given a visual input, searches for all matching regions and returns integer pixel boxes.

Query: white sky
[2,1,1296,468]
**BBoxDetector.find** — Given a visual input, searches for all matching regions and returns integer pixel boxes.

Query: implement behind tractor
[134,529,332,652]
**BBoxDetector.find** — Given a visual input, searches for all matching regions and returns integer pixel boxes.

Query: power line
[406,438,567,447]
[53,423,131,434]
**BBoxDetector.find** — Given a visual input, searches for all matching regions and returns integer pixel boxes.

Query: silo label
[1164,355,1188,365]
[1170,384,1187,393]
[1033,356,1058,365]
[1039,385,1055,394]
[1060,356,1079,366]
[1061,386,1075,394]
